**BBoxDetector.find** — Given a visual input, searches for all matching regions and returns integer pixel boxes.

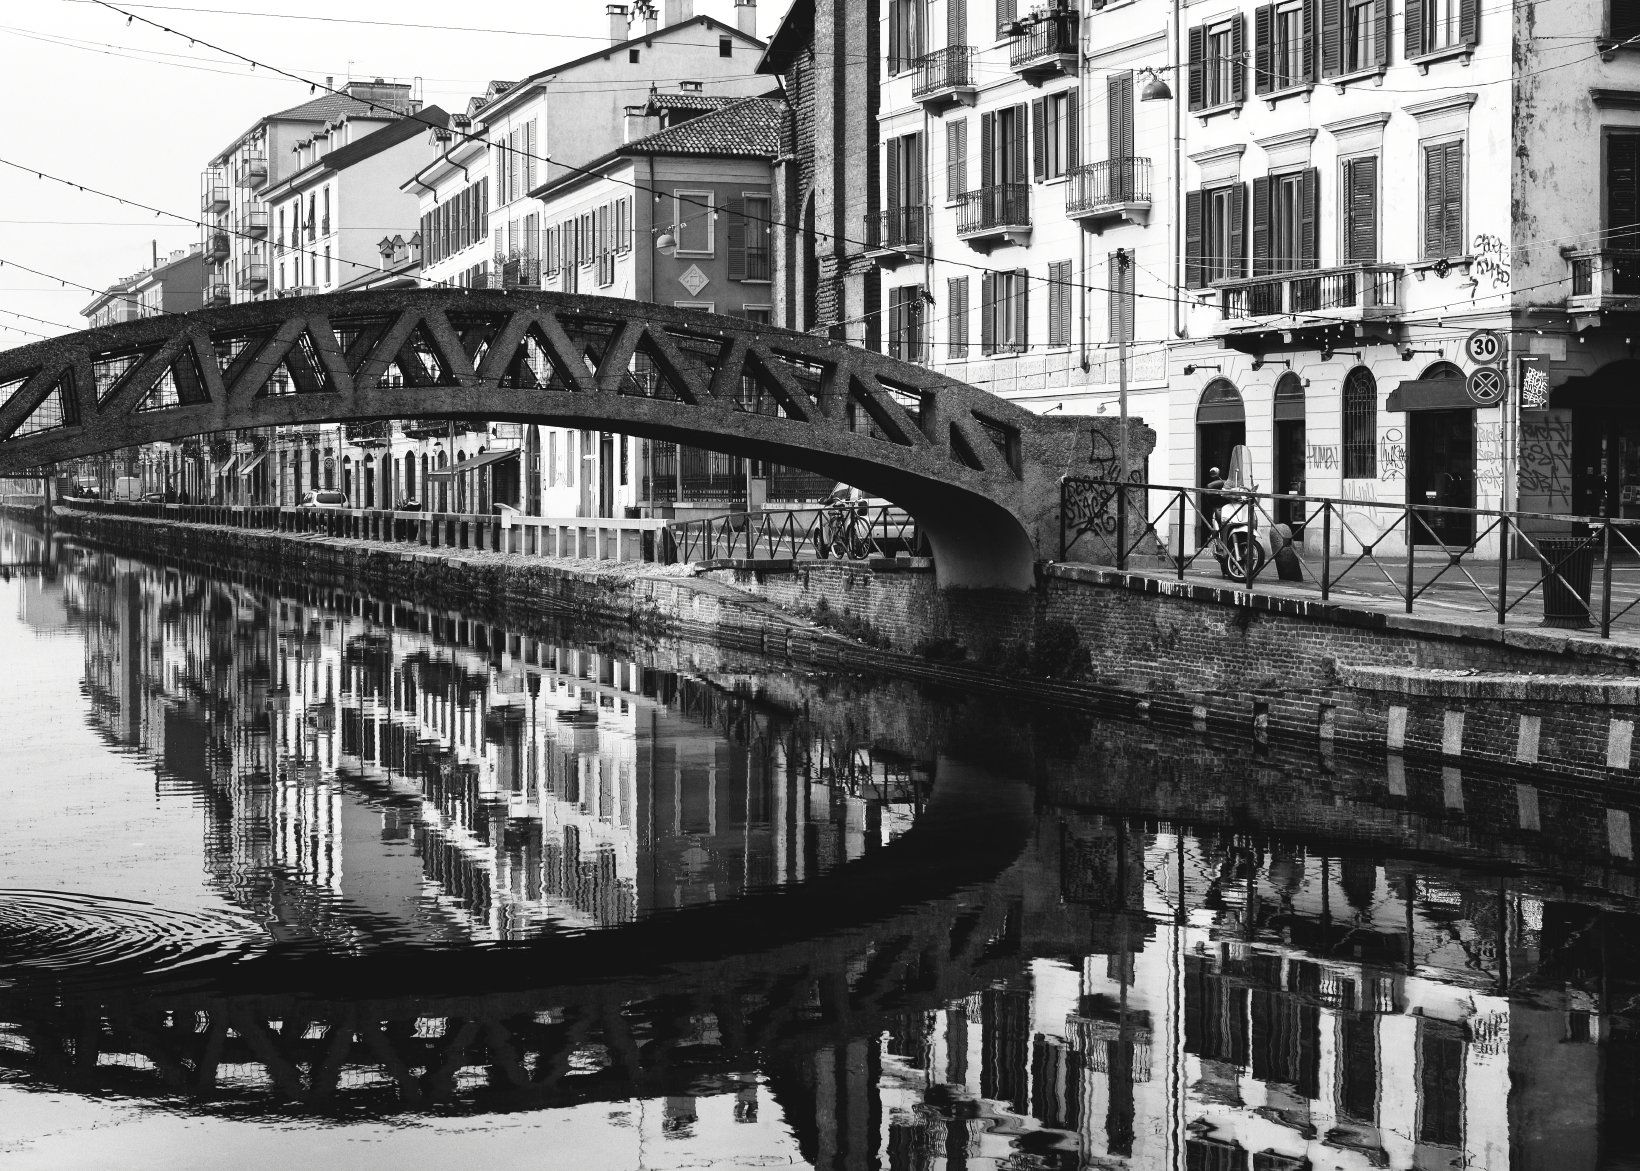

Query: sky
[0,0,795,343]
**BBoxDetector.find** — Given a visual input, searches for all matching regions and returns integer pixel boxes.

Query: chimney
[735,0,756,36]
[645,8,658,33]
[663,0,692,24]
[677,80,703,93]
[607,4,629,44]
[624,104,660,143]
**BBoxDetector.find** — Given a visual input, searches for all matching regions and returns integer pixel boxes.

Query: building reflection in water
[6,532,1640,1170]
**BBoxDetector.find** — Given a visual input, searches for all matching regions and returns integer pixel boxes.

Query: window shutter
[1107,72,1132,161]
[1251,175,1272,277]
[1105,255,1120,342]
[1254,5,1273,95]
[1321,0,1343,78]
[1300,167,1319,270]
[525,120,538,192]
[1302,0,1317,79]
[980,111,995,191]
[980,271,996,355]
[727,198,748,280]
[1066,88,1080,169]
[1185,189,1205,288]
[888,0,903,72]
[996,0,1016,36]
[1011,104,1029,187]
[949,0,966,45]
[1615,0,1640,41]
[1230,15,1247,102]
[908,132,925,204]
[887,140,902,210]
[1459,0,1479,46]
[1347,156,1377,261]
[1611,135,1640,249]
[1048,260,1068,346]
[1012,269,1029,352]
[1442,144,1464,256]
[947,119,967,198]
[1405,0,1426,58]
[1423,146,1444,258]
[1229,183,1248,278]
[1373,0,1390,66]
[1032,97,1047,182]
[1188,24,1207,110]
[949,277,968,357]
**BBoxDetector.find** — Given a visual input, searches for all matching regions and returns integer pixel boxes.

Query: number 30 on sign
[1465,329,1503,365]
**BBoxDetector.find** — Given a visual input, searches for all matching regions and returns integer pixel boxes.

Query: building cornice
[1405,92,1479,121]
[1591,88,1640,110]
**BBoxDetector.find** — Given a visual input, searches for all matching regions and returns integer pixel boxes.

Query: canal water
[3,518,1640,1170]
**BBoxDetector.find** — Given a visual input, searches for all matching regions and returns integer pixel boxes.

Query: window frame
[1205,185,1238,286]
[671,190,716,257]
[1341,365,1378,480]
[1419,134,1466,260]
[1206,21,1238,108]
[1339,152,1380,265]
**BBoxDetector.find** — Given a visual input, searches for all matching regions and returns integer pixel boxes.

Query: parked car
[299,490,349,509]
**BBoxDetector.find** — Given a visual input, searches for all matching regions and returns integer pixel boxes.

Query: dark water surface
[4,518,1640,1170]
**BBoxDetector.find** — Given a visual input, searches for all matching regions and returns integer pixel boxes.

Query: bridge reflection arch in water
[0,756,1034,1116]
[0,290,1113,587]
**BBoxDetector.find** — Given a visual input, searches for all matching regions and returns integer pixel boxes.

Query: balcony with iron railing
[1008,10,1078,83]
[1565,247,1640,313]
[864,206,927,264]
[235,154,266,187]
[345,420,392,447]
[204,232,231,263]
[238,208,268,238]
[956,184,1030,248]
[494,250,541,289]
[235,263,269,292]
[202,185,230,215]
[207,283,232,306]
[1218,263,1405,324]
[1065,158,1153,229]
[401,419,481,440]
[911,46,977,108]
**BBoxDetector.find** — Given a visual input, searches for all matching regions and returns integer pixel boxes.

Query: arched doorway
[1403,361,1474,546]
[1197,379,1245,540]
[341,456,353,504]
[1273,371,1306,528]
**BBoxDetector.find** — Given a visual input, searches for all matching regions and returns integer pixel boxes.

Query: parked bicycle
[816,497,872,560]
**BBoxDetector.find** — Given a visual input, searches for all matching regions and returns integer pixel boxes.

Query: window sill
[672,251,714,259]
[1327,66,1387,93]
[1258,82,1315,110]
[1042,174,1070,187]
[1193,100,1245,126]
[1598,37,1640,61]
[1411,43,1475,72]
[736,278,773,285]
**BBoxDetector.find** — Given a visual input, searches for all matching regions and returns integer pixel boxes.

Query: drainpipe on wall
[922,101,933,360]
[1172,0,1186,341]
[1078,11,1090,373]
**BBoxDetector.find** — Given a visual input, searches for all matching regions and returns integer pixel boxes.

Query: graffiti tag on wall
[1473,233,1512,290]
[1476,422,1505,492]
[1518,414,1572,512]
[1378,427,1407,482]
[1305,444,1339,471]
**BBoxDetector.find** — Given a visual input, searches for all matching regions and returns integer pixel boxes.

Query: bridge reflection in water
[4,525,1640,1168]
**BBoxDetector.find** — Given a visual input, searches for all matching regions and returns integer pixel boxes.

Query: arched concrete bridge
[0,289,1142,588]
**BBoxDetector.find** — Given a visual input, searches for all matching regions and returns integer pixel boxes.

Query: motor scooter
[1206,446,1270,580]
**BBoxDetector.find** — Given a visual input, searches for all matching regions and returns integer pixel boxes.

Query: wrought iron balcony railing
[344,420,392,446]
[205,233,231,263]
[1218,263,1404,321]
[1065,158,1153,222]
[1009,10,1078,81]
[865,206,927,254]
[912,46,976,104]
[494,251,541,289]
[1566,248,1640,310]
[207,283,232,306]
[956,184,1030,240]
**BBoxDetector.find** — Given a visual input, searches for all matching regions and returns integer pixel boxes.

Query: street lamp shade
[1139,69,1173,102]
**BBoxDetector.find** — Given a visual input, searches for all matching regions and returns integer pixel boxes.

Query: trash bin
[1539,537,1594,628]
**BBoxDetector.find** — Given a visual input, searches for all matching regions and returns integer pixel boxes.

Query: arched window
[1342,366,1377,478]
[1196,379,1245,425]
[1273,371,1305,418]
[1422,360,1464,382]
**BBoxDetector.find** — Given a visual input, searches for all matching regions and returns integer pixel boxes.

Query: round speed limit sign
[1465,329,1504,365]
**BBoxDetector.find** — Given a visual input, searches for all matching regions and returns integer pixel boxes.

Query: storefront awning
[1386,377,1495,412]
[426,448,519,482]
[237,453,267,477]
[214,456,239,477]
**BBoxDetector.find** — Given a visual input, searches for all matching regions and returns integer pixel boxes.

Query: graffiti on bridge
[1519,415,1572,512]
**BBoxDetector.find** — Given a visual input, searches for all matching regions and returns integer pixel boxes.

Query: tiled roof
[267,92,380,124]
[621,97,783,160]
[645,92,740,113]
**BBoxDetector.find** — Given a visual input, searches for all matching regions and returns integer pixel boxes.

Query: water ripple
[0,890,262,980]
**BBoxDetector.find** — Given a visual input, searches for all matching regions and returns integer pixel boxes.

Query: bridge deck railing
[670,503,923,564]
[61,499,677,565]
[1062,476,1640,639]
